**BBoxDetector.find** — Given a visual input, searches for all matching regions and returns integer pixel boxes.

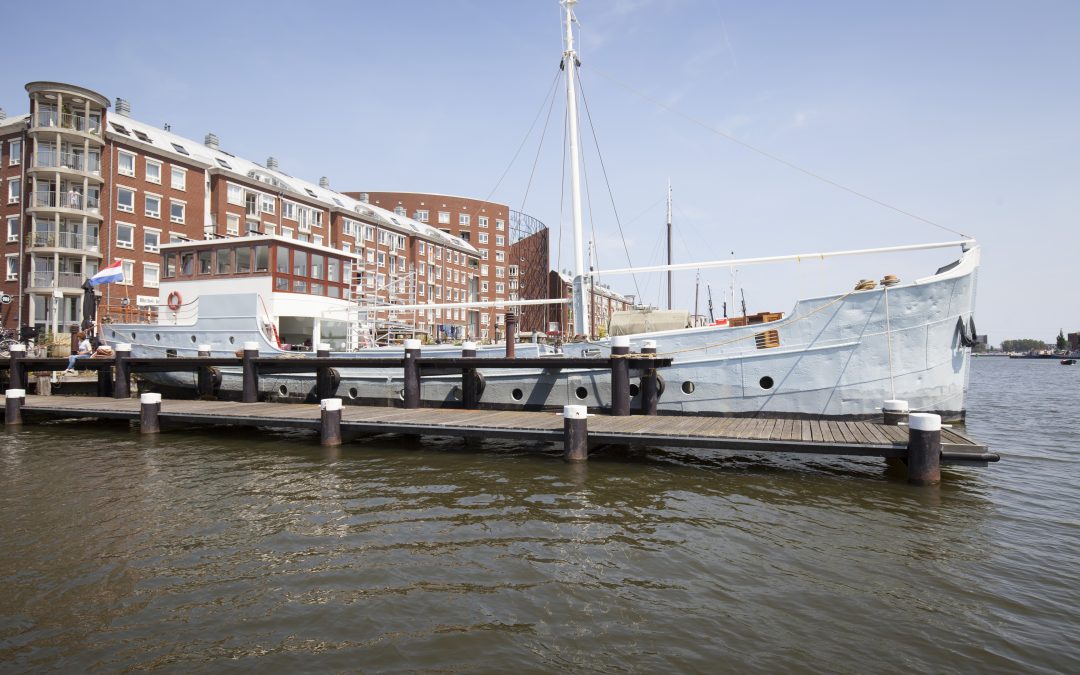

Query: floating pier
[1,343,998,484]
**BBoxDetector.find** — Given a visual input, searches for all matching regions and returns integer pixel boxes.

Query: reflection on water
[0,359,1077,672]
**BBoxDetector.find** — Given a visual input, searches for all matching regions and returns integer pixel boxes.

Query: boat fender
[167,291,183,311]
[957,315,976,348]
[209,367,223,393]
[473,370,486,398]
[329,368,341,390]
[643,373,666,398]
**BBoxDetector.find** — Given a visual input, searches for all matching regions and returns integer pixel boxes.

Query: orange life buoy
[167,291,182,311]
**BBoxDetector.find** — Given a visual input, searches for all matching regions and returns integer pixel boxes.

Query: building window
[6,217,19,243]
[117,150,136,177]
[116,223,135,249]
[480,250,488,260]
[394,206,406,216]
[481,281,489,291]
[478,216,488,228]
[480,264,488,275]
[171,166,186,190]
[496,219,505,231]
[496,267,505,278]
[495,251,505,262]
[8,179,21,204]
[8,139,21,166]
[437,211,450,224]
[459,213,470,226]
[170,200,185,224]
[478,232,489,244]
[145,194,161,219]
[144,262,160,288]
[247,220,260,236]
[261,194,275,215]
[415,209,429,222]
[146,159,162,184]
[121,260,134,286]
[5,254,17,281]
[117,187,135,213]
[144,228,161,253]
[226,214,240,235]
[377,251,385,268]
[496,235,505,247]
[227,183,244,206]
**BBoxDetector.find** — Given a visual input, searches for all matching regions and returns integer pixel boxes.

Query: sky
[4,0,1077,344]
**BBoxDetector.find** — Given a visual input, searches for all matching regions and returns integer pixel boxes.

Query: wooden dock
[4,395,996,467]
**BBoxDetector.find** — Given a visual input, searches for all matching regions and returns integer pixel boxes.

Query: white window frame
[144,192,161,219]
[459,213,471,226]
[171,166,187,191]
[496,235,505,247]
[226,213,240,236]
[145,158,162,184]
[478,232,489,244]
[6,216,19,243]
[437,211,450,224]
[496,219,505,231]
[260,194,276,215]
[117,150,136,177]
[143,262,160,288]
[227,183,244,206]
[143,227,161,253]
[8,139,21,166]
[478,216,489,228]
[116,221,135,250]
[415,209,429,222]
[116,186,135,213]
[5,253,18,281]
[120,259,134,286]
[170,199,186,224]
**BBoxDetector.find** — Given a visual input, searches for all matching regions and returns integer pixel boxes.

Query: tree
[1057,329,1067,351]
[1001,339,1048,353]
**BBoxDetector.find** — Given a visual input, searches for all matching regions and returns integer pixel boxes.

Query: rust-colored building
[1,82,480,342]
[547,271,633,338]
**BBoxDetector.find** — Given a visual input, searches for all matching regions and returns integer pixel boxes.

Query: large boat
[102,0,979,421]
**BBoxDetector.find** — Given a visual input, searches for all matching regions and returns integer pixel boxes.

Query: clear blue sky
[5,1,1077,344]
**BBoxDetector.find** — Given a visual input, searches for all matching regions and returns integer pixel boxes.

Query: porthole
[348,387,359,399]
[154,333,161,342]
[511,388,524,401]
[131,332,137,341]
[681,381,695,394]
[575,386,588,400]
[278,385,288,396]
[190,335,198,343]
[759,376,774,390]
[229,336,235,345]
[628,383,640,397]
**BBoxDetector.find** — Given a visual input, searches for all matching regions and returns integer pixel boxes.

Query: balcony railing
[32,190,100,211]
[31,231,100,250]
[30,271,85,288]
[34,150,101,174]
[33,111,101,135]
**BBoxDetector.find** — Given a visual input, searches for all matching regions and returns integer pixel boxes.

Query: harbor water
[1,358,1077,672]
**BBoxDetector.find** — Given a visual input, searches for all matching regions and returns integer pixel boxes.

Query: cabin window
[198,250,213,275]
[275,277,288,291]
[254,245,269,272]
[312,283,324,296]
[163,253,177,279]
[275,246,289,274]
[181,252,195,277]
[327,257,340,283]
[236,246,252,274]
[216,248,232,275]
[311,254,324,280]
[293,280,307,293]
[292,250,307,277]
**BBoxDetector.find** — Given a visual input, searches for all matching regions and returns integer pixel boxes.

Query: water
[1,358,1077,673]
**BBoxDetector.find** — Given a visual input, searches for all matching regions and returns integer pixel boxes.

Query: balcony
[30,190,103,220]
[31,150,102,179]
[31,111,103,141]
[30,231,102,255]
[29,271,85,290]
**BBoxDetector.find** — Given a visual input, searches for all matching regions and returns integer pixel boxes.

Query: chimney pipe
[266,157,279,171]
[204,132,219,149]
[115,98,131,116]
[319,176,330,189]
[0,108,6,122]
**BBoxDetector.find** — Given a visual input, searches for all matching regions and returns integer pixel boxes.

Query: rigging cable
[484,70,562,203]
[575,69,643,299]
[590,66,971,239]
[519,70,562,213]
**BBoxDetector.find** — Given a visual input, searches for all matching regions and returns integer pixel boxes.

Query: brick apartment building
[0,81,481,342]
[548,271,634,338]
[348,192,552,342]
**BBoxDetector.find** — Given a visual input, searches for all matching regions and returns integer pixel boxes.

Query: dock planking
[2,394,996,465]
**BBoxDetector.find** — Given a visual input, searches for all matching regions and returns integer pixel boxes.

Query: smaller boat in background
[1061,359,1076,365]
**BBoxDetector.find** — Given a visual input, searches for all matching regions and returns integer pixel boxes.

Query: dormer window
[171,143,190,156]
[133,130,153,143]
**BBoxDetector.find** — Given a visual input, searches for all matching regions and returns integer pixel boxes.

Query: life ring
[167,291,183,311]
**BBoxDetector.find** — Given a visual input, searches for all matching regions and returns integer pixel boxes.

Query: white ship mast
[563,0,590,337]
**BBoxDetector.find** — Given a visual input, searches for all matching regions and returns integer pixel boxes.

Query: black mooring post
[8,343,27,391]
[113,343,132,399]
[610,335,630,416]
[907,413,942,486]
[461,341,479,409]
[197,344,214,399]
[242,341,259,403]
[563,405,588,462]
[320,398,343,446]
[641,339,659,416]
[140,393,161,434]
[403,339,421,409]
[505,312,517,359]
[316,343,334,401]
[97,365,113,397]
[4,388,25,426]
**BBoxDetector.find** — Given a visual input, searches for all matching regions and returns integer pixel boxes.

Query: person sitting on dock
[65,332,93,373]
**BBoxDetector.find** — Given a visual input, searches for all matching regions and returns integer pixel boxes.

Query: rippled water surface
[1,358,1078,672]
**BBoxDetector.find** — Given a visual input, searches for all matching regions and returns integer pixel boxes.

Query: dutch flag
[89,260,124,287]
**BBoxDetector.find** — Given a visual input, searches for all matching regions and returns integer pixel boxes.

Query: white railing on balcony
[58,272,83,288]
[33,111,101,135]
[32,190,100,211]
[31,231,100,250]
[31,272,53,287]
[34,150,101,174]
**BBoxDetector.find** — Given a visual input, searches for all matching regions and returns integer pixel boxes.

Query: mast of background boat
[666,180,673,310]
[693,270,700,327]
[562,0,590,337]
